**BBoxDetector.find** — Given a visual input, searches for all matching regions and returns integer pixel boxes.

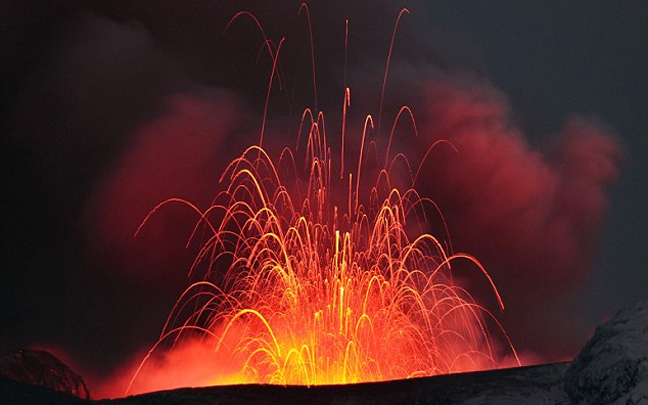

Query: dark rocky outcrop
[565,301,648,405]
[0,376,88,405]
[0,349,91,400]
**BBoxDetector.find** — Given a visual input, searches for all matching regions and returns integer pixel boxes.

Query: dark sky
[1,0,646,389]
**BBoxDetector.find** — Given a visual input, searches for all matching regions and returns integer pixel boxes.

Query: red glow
[100,8,523,397]
[123,99,518,394]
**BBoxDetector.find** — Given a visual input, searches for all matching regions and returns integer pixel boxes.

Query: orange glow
[128,102,518,392]
[124,7,518,394]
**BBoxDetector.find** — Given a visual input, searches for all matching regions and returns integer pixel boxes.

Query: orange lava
[125,7,518,393]
[129,108,517,391]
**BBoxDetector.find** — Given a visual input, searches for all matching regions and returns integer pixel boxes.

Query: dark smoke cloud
[1,0,631,388]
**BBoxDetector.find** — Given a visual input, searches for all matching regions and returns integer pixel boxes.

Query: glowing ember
[127,6,518,392]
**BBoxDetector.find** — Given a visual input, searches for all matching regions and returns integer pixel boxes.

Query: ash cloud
[1,0,626,386]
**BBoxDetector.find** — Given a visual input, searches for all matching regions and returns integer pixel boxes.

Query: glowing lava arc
[131,99,518,388]
[127,6,519,391]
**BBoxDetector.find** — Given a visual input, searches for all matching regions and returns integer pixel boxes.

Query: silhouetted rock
[0,349,91,399]
[565,301,648,405]
[0,377,89,405]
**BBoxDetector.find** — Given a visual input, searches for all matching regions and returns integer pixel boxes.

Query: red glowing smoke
[87,92,250,286]
[417,78,621,288]
[413,77,622,357]
[88,76,621,365]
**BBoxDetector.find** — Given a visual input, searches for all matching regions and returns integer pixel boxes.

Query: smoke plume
[413,77,622,357]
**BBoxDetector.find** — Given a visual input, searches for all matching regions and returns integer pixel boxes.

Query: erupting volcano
[3,1,637,403]
[124,8,518,394]
[130,116,516,390]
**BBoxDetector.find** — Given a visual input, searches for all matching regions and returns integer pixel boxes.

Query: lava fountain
[126,6,518,394]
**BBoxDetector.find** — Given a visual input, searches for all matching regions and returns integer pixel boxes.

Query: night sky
[1,0,646,391]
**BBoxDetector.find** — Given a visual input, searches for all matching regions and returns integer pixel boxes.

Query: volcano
[2,2,641,403]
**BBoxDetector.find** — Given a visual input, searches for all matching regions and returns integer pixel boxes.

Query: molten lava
[127,6,518,393]
[130,109,516,390]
